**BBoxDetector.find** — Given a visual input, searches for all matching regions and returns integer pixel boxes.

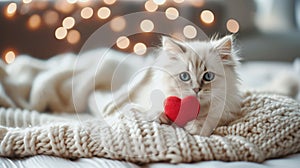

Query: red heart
[164,96,200,127]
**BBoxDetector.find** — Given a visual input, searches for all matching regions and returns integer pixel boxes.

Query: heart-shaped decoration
[164,96,200,127]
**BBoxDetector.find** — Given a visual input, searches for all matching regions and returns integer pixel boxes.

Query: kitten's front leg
[146,110,172,125]
[158,112,172,124]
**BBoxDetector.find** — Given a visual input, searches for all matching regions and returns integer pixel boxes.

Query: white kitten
[97,35,241,136]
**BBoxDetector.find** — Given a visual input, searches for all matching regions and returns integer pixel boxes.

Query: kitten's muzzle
[193,88,201,94]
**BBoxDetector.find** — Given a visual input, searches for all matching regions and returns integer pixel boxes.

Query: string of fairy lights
[2,0,240,64]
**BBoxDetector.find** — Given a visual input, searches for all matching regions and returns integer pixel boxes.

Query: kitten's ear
[162,36,186,54]
[213,35,238,65]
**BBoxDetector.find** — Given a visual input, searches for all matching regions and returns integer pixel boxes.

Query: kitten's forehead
[158,39,220,74]
[183,41,211,61]
[183,41,219,70]
[185,41,213,55]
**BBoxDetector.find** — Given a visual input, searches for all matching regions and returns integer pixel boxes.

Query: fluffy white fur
[101,35,242,136]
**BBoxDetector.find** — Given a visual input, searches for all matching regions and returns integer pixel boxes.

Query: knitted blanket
[0,91,300,163]
[0,51,300,163]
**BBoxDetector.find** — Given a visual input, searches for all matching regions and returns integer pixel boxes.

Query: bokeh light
[35,1,48,10]
[226,19,240,33]
[165,7,179,20]
[54,1,74,14]
[77,0,92,7]
[116,36,130,49]
[190,0,205,7]
[183,25,197,39]
[104,0,116,5]
[43,10,59,26]
[153,0,166,5]
[6,3,17,18]
[173,0,184,3]
[81,7,93,19]
[28,14,42,30]
[140,19,154,32]
[200,10,214,24]
[110,16,126,32]
[97,7,111,19]
[4,50,16,64]
[62,17,75,29]
[145,0,158,12]
[134,43,147,55]
[67,30,81,44]
[23,0,32,4]
[55,27,68,40]
[67,0,78,4]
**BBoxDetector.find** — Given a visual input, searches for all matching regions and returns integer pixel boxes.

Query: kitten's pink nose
[193,88,200,94]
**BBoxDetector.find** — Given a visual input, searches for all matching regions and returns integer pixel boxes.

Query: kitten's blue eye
[203,72,215,81]
[179,72,191,81]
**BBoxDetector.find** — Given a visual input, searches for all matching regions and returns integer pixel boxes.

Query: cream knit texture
[0,51,299,163]
[0,91,300,163]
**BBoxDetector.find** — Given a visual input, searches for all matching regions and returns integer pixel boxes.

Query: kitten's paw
[158,112,172,125]
[148,112,172,125]
[184,120,202,135]
[0,126,8,141]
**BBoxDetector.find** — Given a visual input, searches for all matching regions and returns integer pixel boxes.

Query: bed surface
[0,60,299,168]
[1,153,300,168]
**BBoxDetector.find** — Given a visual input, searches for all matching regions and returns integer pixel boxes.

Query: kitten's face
[153,36,240,127]
[157,44,220,102]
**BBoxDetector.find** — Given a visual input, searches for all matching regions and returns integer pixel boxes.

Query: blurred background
[0,0,300,64]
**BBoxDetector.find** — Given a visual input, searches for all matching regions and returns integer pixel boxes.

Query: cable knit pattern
[0,91,299,163]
